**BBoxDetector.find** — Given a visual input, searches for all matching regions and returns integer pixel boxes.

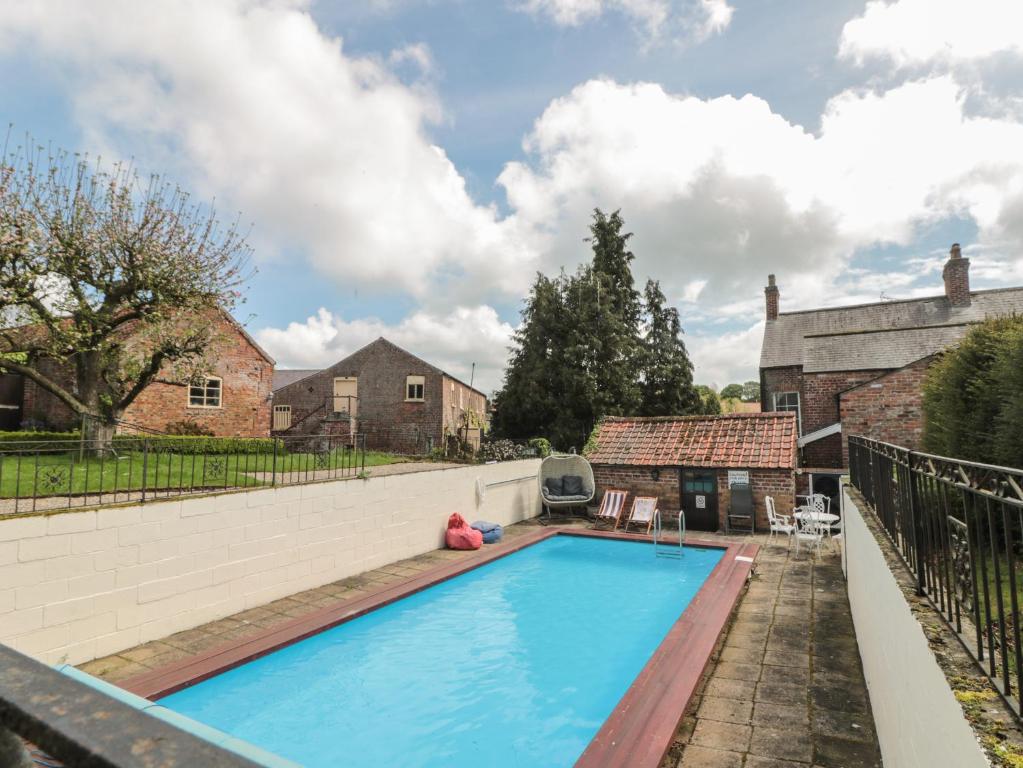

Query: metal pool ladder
[653,509,685,559]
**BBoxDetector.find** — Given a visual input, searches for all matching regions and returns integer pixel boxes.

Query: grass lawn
[0,449,408,498]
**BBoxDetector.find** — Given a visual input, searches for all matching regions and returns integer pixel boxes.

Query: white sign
[728,470,750,486]
[695,495,706,509]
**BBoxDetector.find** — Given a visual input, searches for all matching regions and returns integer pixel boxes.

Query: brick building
[3,311,275,437]
[585,413,797,532]
[270,337,488,453]
[760,244,1023,490]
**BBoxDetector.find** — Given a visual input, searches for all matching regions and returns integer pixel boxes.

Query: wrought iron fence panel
[0,433,368,514]
[849,435,1023,715]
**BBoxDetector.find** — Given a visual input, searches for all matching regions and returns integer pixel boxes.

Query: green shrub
[528,437,552,458]
[164,420,216,436]
[114,435,281,455]
[0,431,81,453]
[922,316,1023,467]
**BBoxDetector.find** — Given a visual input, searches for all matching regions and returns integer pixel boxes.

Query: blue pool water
[161,536,723,768]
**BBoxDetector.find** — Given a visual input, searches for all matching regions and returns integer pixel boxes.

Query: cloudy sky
[2,0,1022,393]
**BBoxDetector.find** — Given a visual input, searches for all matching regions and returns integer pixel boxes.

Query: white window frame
[273,404,292,430]
[405,375,425,402]
[188,376,223,409]
[773,391,801,434]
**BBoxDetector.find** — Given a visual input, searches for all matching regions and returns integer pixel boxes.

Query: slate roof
[760,287,1023,372]
[585,413,798,470]
[272,369,319,391]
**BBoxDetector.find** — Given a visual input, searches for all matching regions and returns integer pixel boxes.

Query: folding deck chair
[592,489,627,529]
[622,496,659,534]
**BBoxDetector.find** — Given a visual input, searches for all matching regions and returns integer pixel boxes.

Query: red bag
[446,513,482,550]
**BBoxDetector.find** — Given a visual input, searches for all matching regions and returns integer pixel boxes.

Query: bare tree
[0,137,250,447]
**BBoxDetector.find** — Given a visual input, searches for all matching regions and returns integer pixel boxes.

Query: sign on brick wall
[727,470,750,486]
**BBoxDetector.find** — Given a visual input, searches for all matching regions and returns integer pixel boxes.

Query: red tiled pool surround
[120,528,757,768]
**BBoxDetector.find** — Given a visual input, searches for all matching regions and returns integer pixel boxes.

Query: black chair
[726,482,755,534]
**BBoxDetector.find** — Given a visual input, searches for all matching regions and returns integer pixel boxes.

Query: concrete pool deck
[79,520,881,767]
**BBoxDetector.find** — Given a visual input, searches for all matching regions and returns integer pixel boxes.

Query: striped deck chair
[622,496,659,534]
[593,489,628,529]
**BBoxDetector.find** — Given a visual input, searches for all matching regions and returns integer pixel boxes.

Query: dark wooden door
[680,469,718,531]
[0,374,23,431]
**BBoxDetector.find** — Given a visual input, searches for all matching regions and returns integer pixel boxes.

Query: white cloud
[256,305,515,393]
[685,321,764,388]
[516,0,733,43]
[498,76,1023,319]
[839,0,1023,68]
[5,0,1023,389]
[0,0,537,301]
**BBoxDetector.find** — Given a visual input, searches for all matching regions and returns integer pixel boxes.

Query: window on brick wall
[406,375,425,402]
[773,391,801,434]
[189,376,222,408]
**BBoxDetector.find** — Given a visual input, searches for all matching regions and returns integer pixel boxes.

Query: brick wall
[18,316,272,437]
[274,340,444,452]
[0,459,542,665]
[761,366,802,419]
[714,468,796,532]
[592,464,794,533]
[839,357,932,462]
[763,365,893,471]
[273,340,487,454]
[441,375,488,448]
[802,432,844,471]
[593,465,681,523]
[22,358,77,430]
[800,371,879,434]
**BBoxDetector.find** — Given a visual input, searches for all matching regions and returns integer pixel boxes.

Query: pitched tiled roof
[760,287,1023,372]
[586,413,798,469]
[272,369,320,391]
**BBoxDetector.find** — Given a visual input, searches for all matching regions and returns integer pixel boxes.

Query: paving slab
[669,536,881,768]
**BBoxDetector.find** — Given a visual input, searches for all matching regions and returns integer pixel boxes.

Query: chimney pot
[765,275,780,320]
[943,243,971,307]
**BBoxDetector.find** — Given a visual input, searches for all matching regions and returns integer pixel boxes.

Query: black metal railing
[0,643,258,767]
[0,432,367,515]
[849,435,1023,713]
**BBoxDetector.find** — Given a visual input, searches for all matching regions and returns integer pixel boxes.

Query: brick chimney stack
[765,274,779,320]
[942,243,971,307]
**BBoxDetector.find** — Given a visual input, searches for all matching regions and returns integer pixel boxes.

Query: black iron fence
[0,433,367,515]
[849,435,1023,713]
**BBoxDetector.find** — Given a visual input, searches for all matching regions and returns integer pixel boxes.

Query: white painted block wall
[0,460,541,666]
[843,489,987,768]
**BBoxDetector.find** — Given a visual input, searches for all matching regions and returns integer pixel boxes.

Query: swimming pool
[154,535,725,768]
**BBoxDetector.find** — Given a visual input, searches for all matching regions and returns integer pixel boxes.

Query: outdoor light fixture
[651,468,660,481]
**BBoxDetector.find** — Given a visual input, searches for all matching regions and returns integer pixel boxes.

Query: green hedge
[0,431,281,455]
[922,315,1023,467]
[112,435,280,455]
[0,431,81,452]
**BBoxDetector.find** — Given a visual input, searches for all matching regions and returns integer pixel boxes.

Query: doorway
[810,473,842,517]
[681,468,719,531]
[0,374,23,430]
[332,377,358,416]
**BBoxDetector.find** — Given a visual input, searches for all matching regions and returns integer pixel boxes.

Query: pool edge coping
[118,527,757,768]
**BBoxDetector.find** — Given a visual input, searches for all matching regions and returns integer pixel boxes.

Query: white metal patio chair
[766,496,795,545]
[794,515,826,557]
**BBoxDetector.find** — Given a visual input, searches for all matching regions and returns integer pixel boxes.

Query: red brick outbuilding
[585,413,798,532]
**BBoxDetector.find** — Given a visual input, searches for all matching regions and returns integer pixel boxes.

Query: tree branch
[0,359,89,415]
[116,350,167,412]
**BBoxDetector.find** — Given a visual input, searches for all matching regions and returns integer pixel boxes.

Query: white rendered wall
[0,460,541,665]
[843,490,986,768]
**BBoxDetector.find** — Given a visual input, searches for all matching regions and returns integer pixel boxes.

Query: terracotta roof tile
[585,413,798,470]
